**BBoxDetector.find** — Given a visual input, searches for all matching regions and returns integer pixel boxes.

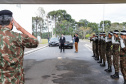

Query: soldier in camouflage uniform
[95,34,99,60]
[0,10,38,84]
[104,31,113,72]
[90,34,96,57]
[97,32,102,63]
[120,30,126,84]
[111,30,120,79]
[100,32,106,67]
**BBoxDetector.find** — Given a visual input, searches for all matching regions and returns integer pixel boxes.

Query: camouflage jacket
[120,39,126,56]
[0,27,38,84]
[101,38,106,48]
[113,36,120,52]
[106,41,112,51]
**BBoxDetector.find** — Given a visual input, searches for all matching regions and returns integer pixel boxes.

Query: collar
[0,27,11,31]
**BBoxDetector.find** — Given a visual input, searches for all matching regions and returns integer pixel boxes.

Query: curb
[24,45,48,55]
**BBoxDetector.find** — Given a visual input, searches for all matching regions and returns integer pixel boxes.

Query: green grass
[40,39,48,44]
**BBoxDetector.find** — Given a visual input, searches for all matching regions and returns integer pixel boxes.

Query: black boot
[100,62,106,67]
[92,54,95,57]
[104,66,112,72]
[124,80,126,84]
[95,57,99,60]
[97,59,102,63]
[110,72,119,79]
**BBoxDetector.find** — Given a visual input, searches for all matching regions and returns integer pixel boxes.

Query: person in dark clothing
[73,35,76,43]
[59,34,66,52]
[75,33,79,53]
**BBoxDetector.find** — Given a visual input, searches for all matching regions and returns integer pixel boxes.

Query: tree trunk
[36,21,37,37]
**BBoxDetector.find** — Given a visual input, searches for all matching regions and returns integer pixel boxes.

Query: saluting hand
[13,18,22,31]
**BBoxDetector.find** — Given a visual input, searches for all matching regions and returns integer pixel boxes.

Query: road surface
[23,40,123,84]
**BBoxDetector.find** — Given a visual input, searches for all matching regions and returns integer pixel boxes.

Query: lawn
[40,39,48,44]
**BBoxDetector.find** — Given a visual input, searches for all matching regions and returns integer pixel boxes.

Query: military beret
[113,30,119,34]
[102,32,106,35]
[108,31,113,35]
[120,30,126,35]
[99,32,102,35]
[96,33,98,36]
[0,10,12,17]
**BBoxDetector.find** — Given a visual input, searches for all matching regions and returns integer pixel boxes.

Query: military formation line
[90,30,126,84]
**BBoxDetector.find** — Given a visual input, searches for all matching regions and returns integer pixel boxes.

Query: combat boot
[104,66,112,72]
[92,54,95,57]
[110,72,119,79]
[97,59,102,63]
[124,80,126,84]
[100,62,106,67]
[95,57,99,60]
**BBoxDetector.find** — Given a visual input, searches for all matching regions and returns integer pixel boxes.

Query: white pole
[103,4,105,32]
[52,25,53,37]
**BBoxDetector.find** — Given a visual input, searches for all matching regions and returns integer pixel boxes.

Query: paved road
[24,40,123,84]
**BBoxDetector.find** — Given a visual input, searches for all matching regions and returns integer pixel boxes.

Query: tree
[79,27,90,39]
[88,22,98,33]
[110,22,123,32]
[54,20,74,36]
[32,16,42,37]
[100,20,111,32]
[37,7,45,38]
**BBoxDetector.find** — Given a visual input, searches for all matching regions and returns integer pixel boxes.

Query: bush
[85,34,91,39]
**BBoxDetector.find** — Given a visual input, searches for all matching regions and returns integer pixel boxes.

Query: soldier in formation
[90,30,126,84]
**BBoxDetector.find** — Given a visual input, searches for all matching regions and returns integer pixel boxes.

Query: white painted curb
[24,45,48,55]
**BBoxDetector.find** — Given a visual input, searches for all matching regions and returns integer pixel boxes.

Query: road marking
[24,45,48,55]
[84,44,92,52]
[85,44,92,48]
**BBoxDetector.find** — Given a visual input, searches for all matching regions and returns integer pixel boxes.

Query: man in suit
[59,34,66,52]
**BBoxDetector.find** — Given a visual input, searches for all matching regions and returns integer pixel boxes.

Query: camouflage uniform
[113,36,120,73]
[98,38,102,62]
[95,37,99,60]
[0,27,38,84]
[93,39,96,57]
[106,41,112,67]
[90,37,95,56]
[101,37,106,63]
[120,39,126,80]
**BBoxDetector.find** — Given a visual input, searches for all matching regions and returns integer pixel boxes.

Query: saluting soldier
[104,31,113,72]
[90,34,96,57]
[0,10,38,84]
[97,32,102,63]
[100,32,106,67]
[95,33,99,60]
[119,30,126,84]
[111,30,120,79]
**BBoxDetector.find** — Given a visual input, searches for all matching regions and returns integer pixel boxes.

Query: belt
[120,55,126,57]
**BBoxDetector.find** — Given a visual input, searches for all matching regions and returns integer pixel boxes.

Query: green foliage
[85,34,91,39]
[54,20,74,35]
[100,20,111,32]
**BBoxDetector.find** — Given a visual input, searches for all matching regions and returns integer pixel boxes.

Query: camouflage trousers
[101,46,106,62]
[93,42,96,55]
[98,45,102,60]
[0,69,24,84]
[106,50,112,67]
[120,56,126,80]
[113,51,120,72]
[95,45,99,58]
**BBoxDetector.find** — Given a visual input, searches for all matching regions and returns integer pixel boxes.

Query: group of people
[59,33,79,53]
[90,30,126,84]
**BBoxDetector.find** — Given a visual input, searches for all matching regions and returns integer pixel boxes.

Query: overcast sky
[0,4,126,33]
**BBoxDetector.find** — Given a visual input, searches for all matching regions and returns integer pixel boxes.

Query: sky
[0,4,126,33]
